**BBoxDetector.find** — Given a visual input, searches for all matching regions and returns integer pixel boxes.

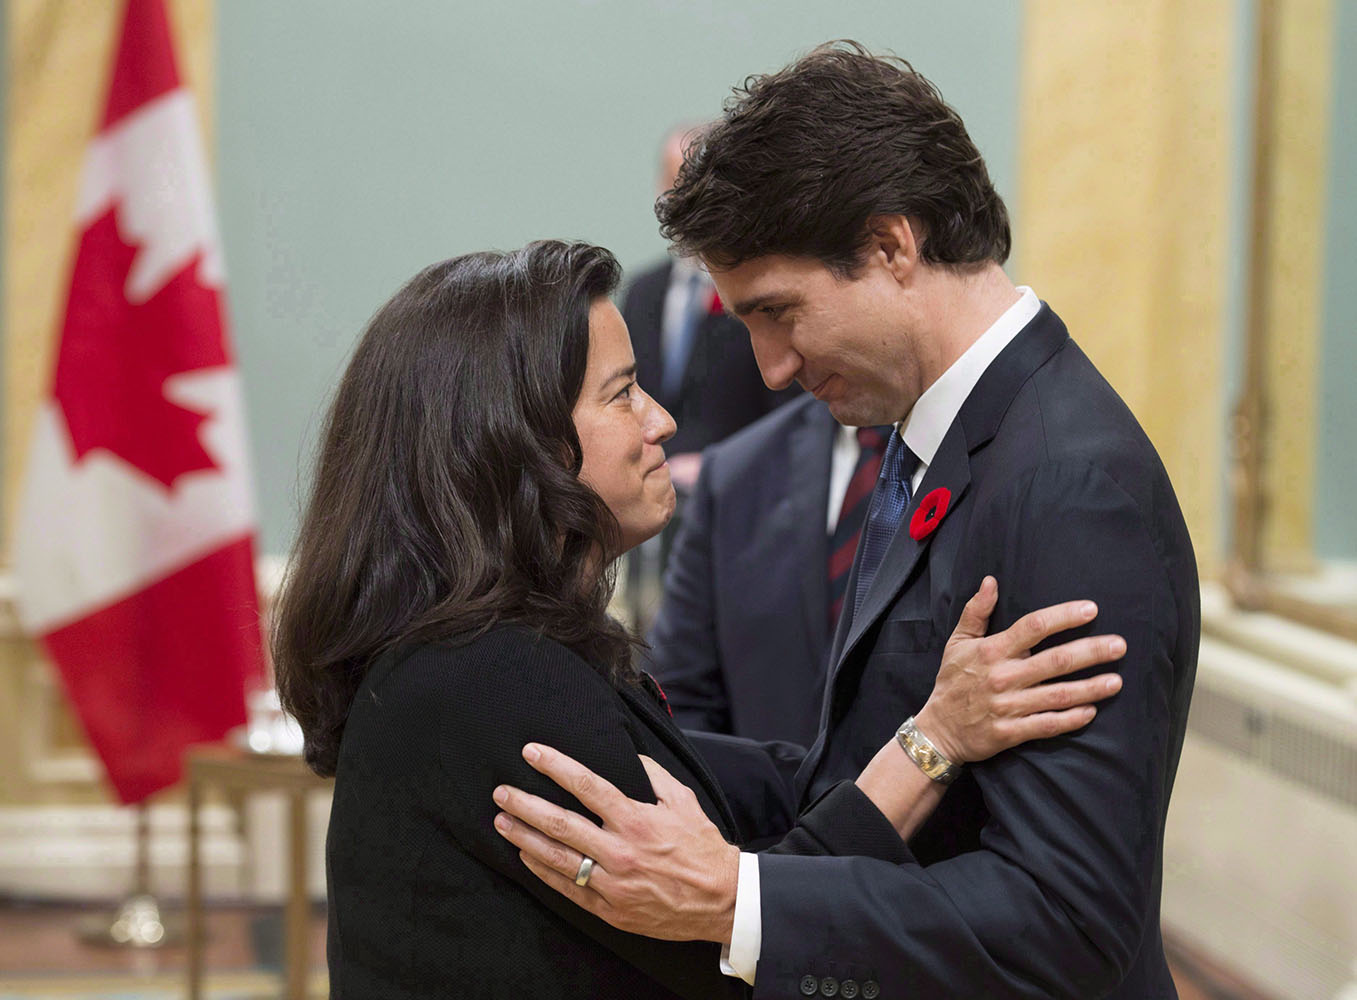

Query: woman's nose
[642,389,677,444]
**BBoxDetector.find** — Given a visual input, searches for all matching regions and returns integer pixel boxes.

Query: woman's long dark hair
[273,241,640,777]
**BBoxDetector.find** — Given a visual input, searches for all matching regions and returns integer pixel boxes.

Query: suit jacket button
[861,981,880,999]
[840,980,860,999]
[820,976,840,996]
[800,974,820,996]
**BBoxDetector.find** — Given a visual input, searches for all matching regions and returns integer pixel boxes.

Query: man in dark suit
[497,42,1199,999]
[646,394,888,747]
[623,126,799,489]
[623,256,795,466]
[621,127,800,629]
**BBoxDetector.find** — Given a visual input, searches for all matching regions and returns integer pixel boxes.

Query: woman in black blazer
[272,241,1123,998]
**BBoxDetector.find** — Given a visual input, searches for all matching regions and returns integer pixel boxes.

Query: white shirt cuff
[718,851,761,985]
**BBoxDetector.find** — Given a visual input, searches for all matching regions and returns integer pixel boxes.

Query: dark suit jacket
[712,306,1200,999]
[623,259,799,456]
[325,627,749,1000]
[647,394,839,747]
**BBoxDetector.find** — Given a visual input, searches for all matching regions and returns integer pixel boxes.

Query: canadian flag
[13,0,263,804]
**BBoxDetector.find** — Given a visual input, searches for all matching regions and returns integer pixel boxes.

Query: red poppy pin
[909,487,952,541]
[646,672,673,717]
[708,290,724,316]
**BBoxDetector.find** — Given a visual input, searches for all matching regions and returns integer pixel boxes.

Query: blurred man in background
[623,125,800,490]
[647,394,889,747]
[622,125,800,626]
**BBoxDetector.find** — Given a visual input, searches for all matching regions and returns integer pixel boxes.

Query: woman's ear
[865,214,922,284]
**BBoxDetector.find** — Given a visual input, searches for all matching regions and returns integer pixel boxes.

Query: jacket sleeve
[646,449,735,734]
[429,630,748,1000]
[766,780,912,864]
[752,462,1190,999]
[683,730,804,847]
[646,435,809,846]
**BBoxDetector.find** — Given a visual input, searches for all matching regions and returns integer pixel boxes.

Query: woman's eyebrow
[601,364,637,388]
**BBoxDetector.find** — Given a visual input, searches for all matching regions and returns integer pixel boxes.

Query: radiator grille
[1187,681,1357,809]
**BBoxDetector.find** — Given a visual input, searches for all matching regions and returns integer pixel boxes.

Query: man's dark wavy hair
[272,241,640,777]
[658,40,1011,276]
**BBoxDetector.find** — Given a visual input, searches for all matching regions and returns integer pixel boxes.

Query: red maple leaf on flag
[53,207,230,490]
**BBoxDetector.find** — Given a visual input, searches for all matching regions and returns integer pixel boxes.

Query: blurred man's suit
[648,395,889,748]
[623,257,795,457]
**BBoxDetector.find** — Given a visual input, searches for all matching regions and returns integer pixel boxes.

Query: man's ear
[865,215,922,284]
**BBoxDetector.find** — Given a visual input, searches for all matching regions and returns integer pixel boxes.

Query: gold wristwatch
[896,716,962,784]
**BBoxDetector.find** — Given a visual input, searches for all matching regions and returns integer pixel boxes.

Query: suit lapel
[802,305,1072,793]
[807,431,970,766]
[674,308,713,397]
[662,277,718,407]
[616,679,740,840]
[955,303,1069,449]
[632,263,673,401]
[834,426,972,675]
[788,405,835,664]
[829,304,1070,672]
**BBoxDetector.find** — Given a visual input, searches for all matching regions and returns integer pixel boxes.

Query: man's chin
[827,398,892,429]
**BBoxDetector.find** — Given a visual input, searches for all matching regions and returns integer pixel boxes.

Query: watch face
[898,719,956,782]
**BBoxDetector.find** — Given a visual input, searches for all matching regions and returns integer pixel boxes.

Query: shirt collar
[670,254,707,283]
[899,286,1040,465]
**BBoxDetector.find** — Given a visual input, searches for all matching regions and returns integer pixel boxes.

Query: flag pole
[76,803,184,948]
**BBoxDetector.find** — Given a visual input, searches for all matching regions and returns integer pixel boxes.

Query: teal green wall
[216,1,1024,555]
[1315,0,1357,558]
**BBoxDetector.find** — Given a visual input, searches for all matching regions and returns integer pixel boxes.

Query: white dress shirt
[660,255,711,358]
[720,286,1041,985]
[826,423,867,532]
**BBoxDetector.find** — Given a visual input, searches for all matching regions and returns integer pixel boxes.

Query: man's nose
[749,328,801,391]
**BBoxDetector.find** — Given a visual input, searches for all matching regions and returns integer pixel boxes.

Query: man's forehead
[705,253,821,285]
[704,254,826,310]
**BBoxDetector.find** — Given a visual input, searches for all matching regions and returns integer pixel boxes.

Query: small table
[185,744,332,1000]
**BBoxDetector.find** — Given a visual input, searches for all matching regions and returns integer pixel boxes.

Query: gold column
[1255,0,1332,572]
[1017,0,1234,574]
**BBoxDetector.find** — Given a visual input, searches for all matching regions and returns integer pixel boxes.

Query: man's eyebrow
[729,292,792,317]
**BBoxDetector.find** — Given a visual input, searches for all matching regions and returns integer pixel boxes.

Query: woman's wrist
[895,716,963,784]
[911,703,964,764]
[855,737,948,841]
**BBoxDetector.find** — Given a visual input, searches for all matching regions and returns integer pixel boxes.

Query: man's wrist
[707,842,741,945]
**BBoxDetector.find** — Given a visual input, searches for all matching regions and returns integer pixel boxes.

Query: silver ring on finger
[574,855,595,887]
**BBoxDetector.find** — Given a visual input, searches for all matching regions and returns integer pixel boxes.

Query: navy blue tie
[852,429,916,619]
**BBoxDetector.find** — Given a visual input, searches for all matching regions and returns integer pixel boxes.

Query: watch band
[896,716,962,784]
